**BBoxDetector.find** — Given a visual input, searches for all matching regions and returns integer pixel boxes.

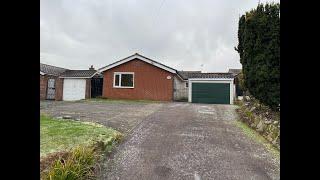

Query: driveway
[40,100,164,134]
[40,100,279,179]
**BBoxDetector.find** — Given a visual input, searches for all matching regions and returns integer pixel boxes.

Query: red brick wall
[40,75,64,101]
[40,75,47,100]
[102,59,174,101]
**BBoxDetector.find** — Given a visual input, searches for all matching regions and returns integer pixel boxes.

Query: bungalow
[99,53,235,104]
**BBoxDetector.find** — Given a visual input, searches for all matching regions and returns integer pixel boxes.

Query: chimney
[89,65,94,70]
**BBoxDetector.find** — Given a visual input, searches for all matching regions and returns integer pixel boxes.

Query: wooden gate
[91,78,103,98]
[46,78,55,100]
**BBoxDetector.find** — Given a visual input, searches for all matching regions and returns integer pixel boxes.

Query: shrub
[40,151,70,173]
[41,146,97,180]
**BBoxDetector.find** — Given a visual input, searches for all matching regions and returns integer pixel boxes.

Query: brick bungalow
[99,53,235,104]
[99,53,179,101]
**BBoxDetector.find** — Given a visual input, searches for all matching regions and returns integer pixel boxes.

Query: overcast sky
[40,0,279,72]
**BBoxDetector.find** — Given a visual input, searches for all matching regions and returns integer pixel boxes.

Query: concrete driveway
[40,100,279,179]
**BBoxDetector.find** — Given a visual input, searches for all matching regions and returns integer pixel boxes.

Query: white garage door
[63,79,86,101]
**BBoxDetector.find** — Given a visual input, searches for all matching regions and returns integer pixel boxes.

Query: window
[186,82,189,88]
[113,72,134,88]
[115,74,120,86]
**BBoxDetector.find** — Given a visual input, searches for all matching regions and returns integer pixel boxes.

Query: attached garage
[191,82,230,104]
[63,79,87,101]
[188,74,234,104]
[59,69,99,101]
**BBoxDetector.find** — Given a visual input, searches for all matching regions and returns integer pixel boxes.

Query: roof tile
[60,70,98,78]
[40,63,68,76]
[177,71,233,79]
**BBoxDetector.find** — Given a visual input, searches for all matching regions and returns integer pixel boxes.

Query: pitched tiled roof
[228,69,241,75]
[99,53,177,73]
[40,63,68,76]
[177,71,202,80]
[60,70,98,78]
[188,73,234,79]
[177,71,233,79]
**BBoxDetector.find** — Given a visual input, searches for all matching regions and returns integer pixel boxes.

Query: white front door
[63,79,86,101]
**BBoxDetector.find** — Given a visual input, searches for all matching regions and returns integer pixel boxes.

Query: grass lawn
[40,114,122,157]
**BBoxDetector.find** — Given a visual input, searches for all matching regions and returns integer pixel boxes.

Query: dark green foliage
[235,71,245,96]
[235,3,280,110]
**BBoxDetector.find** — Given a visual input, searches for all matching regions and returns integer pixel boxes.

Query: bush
[41,146,97,180]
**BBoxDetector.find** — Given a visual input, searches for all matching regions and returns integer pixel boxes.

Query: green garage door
[192,83,230,104]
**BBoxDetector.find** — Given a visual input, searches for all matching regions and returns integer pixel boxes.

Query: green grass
[234,120,280,161]
[40,114,122,157]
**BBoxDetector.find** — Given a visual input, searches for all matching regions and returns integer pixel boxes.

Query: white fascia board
[89,71,100,78]
[99,55,177,74]
[188,78,234,81]
[175,73,186,81]
[188,80,192,102]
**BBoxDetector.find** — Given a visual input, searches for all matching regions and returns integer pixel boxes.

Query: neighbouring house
[40,63,68,100]
[99,53,235,104]
[40,63,102,101]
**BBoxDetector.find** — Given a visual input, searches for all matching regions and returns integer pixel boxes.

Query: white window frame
[113,72,134,88]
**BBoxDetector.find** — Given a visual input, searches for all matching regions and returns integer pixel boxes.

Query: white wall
[233,84,236,99]
[173,76,188,100]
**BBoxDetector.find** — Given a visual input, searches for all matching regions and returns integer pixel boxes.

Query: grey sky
[40,0,279,72]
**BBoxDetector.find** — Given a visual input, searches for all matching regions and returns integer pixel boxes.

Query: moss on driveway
[40,114,122,157]
[234,120,280,161]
